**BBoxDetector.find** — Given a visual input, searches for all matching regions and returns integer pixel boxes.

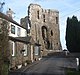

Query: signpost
[76,58,79,71]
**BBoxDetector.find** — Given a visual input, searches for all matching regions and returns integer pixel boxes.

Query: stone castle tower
[28,4,62,55]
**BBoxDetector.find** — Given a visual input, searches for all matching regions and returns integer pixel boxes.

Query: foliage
[66,68,80,75]
[0,19,10,75]
[66,16,80,52]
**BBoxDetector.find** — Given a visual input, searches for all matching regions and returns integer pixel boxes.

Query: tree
[0,19,10,75]
[65,16,80,52]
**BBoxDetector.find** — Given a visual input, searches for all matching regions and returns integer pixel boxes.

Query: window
[23,45,28,56]
[42,26,47,39]
[56,17,58,24]
[51,30,53,36]
[37,10,39,19]
[11,25,15,34]
[11,42,15,56]
[28,23,30,29]
[17,27,21,36]
[34,46,39,55]
[43,14,45,22]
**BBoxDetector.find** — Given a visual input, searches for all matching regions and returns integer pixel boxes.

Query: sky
[1,0,80,49]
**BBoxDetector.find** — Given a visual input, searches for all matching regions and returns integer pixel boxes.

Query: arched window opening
[51,30,53,36]
[42,26,47,40]
[42,26,52,49]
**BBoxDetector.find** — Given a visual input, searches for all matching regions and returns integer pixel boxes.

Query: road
[9,53,77,75]
[23,58,76,75]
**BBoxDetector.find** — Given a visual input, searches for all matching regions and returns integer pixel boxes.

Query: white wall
[9,22,27,37]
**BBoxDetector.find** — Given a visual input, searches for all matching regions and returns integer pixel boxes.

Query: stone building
[0,11,37,70]
[21,4,62,57]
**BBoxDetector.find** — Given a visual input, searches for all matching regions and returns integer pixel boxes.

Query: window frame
[34,46,39,55]
[11,41,15,56]
[17,27,21,36]
[23,44,28,56]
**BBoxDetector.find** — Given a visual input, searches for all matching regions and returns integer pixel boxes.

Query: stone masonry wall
[28,4,62,56]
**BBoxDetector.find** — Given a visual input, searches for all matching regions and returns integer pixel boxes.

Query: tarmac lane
[9,54,77,75]
[22,57,65,75]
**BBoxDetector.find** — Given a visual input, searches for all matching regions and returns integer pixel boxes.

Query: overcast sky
[1,0,80,49]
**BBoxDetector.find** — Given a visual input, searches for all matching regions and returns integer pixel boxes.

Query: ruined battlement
[28,4,62,54]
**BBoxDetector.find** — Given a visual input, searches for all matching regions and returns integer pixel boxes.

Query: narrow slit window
[37,11,39,19]
[43,14,45,22]
[56,17,58,24]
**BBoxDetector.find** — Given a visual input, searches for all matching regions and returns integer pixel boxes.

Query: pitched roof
[9,36,41,46]
[9,36,31,44]
[0,12,27,29]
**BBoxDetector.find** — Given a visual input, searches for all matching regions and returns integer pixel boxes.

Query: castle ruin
[28,4,62,55]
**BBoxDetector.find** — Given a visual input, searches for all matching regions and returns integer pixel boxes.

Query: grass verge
[66,68,80,75]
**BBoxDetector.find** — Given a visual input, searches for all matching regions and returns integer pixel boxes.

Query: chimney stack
[6,8,14,19]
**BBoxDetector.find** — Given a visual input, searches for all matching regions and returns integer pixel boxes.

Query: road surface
[9,54,77,75]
